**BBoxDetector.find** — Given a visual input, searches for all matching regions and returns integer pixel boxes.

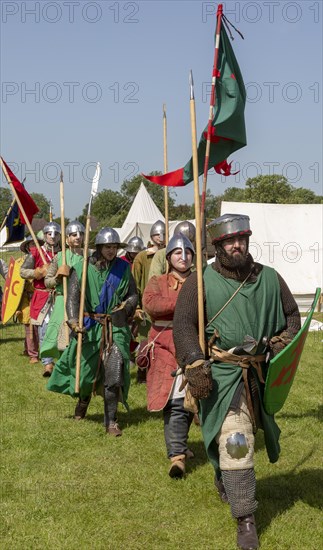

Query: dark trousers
[163,397,193,458]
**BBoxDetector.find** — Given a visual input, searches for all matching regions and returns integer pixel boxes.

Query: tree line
[1,173,322,228]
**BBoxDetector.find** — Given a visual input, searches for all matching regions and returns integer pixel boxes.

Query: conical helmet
[166,232,195,261]
[174,220,196,242]
[43,221,61,237]
[126,236,145,253]
[95,227,127,248]
[66,220,85,237]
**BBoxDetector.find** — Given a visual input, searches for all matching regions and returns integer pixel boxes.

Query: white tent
[221,202,323,310]
[117,183,185,245]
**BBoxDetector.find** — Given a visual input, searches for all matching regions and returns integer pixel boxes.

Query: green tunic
[47,258,131,402]
[40,250,83,360]
[200,265,286,470]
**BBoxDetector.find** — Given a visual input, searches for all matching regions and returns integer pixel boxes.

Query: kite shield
[264,288,321,415]
[1,256,25,324]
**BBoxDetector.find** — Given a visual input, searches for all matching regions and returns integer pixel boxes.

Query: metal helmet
[150,220,165,240]
[166,232,195,262]
[20,235,43,254]
[207,213,252,244]
[95,227,127,248]
[43,221,61,237]
[126,236,145,253]
[174,220,196,242]
[66,220,85,237]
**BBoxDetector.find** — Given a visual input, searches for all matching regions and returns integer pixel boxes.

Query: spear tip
[189,70,194,100]
[60,170,63,181]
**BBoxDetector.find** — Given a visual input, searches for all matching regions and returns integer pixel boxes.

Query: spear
[189,70,205,354]
[75,162,101,394]
[59,171,69,346]
[200,3,223,227]
[0,158,46,264]
[49,199,53,222]
[163,104,169,245]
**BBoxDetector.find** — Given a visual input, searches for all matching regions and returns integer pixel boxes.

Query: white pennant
[91,162,101,198]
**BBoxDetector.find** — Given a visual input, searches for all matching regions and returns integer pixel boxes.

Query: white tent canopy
[221,202,322,310]
[117,182,192,246]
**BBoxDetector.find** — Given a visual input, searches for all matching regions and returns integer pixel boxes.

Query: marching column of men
[0,213,301,550]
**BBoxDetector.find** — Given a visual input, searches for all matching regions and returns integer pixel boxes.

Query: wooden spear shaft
[74,211,91,394]
[59,172,69,346]
[0,158,47,264]
[0,196,16,232]
[163,104,169,245]
[189,71,205,354]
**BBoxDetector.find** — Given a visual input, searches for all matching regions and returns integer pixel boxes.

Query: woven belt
[84,312,112,394]
[153,320,173,328]
[210,344,266,432]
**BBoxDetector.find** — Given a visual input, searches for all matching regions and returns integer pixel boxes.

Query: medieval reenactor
[47,227,138,436]
[120,236,145,267]
[148,221,196,280]
[15,236,43,363]
[132,219,166,383]
[20,221,61,377]
[142,233,196,478]
[40,220,85,361]
[173,213,301,550]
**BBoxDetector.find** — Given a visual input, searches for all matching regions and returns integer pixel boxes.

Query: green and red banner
[143,19,246,187]
[264,288,321,415]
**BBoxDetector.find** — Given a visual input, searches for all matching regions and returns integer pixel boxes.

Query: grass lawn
[0,319,322,550]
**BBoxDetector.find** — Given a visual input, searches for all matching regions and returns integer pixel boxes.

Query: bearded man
[173,213,300,550]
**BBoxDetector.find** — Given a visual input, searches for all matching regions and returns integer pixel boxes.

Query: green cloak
[200,265,286,470]
[47,258,131,403]
[40,250,83,360]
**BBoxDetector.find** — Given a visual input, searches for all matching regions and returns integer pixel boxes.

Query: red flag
[1,158,39,223]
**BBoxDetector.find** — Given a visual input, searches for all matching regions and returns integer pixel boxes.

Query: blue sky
[1,0,322,219]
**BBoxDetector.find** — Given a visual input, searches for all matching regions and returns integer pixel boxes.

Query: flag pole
[0,177,26,232]
[0,196,16,232]
[75,162,101,394]
[200,3,223,226]
[189,71,205,354]
[163,104,169,245]
[59,171,69,346]
[0,158,46,264]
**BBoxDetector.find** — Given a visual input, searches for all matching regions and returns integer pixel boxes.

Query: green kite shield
[264,288,321,415]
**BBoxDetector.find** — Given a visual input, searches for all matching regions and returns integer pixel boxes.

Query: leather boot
[237,514,259,550]
[169,454,186,479]
[214,476,228,504]
[43,363,54,377]
[74,396,91,420]
[106,422,122,437]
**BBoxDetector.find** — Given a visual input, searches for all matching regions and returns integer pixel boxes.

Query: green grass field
[0,320,322,550]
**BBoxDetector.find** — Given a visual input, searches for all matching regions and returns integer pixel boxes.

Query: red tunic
[142,272,187,411]
[29,246,55,321]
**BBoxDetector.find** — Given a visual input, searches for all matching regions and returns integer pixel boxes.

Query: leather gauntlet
[269,330,293,357]
[184,359,213,400]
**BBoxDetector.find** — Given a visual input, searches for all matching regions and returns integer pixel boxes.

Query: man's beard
[222,249,248,269]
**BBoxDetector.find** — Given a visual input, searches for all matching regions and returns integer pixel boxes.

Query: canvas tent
[117,183,185,245]
[221,202,322,311]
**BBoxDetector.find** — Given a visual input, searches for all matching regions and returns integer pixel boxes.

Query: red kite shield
[264,288,321,415]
